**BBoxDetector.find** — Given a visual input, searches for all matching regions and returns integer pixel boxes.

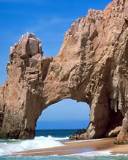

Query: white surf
[0,136,66,156]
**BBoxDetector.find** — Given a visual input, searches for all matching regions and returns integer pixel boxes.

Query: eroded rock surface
[0,0,128,143]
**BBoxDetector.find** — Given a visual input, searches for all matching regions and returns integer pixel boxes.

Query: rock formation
[0,0,128,143]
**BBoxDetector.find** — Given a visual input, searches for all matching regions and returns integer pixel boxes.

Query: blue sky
[0,0,111,129]
[36,99,90,129]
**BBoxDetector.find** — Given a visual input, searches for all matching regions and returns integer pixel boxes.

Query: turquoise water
[0,130,128,160]
[1,155,128,160]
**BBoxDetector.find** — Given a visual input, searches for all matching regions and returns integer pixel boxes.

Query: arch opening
[36,99,90,138]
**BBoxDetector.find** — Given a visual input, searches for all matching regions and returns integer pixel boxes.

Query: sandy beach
[14,138,128,156]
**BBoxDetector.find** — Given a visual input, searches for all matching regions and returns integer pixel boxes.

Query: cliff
[0,0,128,143]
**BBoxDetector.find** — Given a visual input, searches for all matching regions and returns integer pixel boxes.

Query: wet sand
[14,138,128,156]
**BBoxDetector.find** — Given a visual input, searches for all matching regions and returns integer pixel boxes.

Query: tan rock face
[0,0,128,142]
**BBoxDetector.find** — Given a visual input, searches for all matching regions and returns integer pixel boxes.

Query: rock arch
[0,0,128,143]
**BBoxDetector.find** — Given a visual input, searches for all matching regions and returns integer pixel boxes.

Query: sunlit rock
[0,0,128,143]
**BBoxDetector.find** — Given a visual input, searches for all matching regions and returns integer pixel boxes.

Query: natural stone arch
[0,33,123,140]
[0,0,128,144]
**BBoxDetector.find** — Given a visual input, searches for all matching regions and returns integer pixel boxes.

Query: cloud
[25,16,73,33]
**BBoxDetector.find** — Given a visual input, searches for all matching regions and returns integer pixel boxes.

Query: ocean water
[36,129,78,137]
[0,129,128,160]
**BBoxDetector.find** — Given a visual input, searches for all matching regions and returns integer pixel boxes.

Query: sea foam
[0,136,65,156]
[71,150,112,157]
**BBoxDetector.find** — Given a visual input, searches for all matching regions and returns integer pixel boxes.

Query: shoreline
[14,138,128,156]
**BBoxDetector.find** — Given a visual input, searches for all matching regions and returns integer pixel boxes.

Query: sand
[15,138,128,156]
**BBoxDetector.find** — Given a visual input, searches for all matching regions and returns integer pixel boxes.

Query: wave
[0,136,67,156]
[71,150,112,157]
[70,151,128,159]
[66,138,102,144]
